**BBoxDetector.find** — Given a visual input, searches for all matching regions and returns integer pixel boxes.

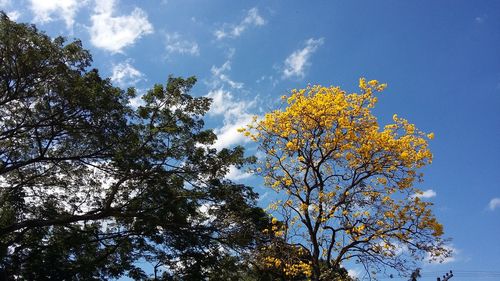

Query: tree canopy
[0,12,454,281]
[0,13,268,280]
[241,80,450,280]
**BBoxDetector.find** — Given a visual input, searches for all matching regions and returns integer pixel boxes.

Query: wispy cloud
[411,189,437,199]
[89,0,153,53]
[257,191,269,202]
[347,268,362,279]
[488,197,500,211]
[202,49,256,150]
[213,120,252,150]
[29,0,84,29]
[1,0,20,21]
[164,32,199,56]
[207,89,240,116]
[210,61,243,89]
[282,37,324,79]
[0,0,11,7]
[206,89,255,150]
[209,52,244,89]
[110,60,144,87]
[214,7,265,40]
[7,10,20,21]
[225,166,252,181]
[475,15,487,24]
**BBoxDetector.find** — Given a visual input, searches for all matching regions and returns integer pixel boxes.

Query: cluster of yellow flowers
[261,256,313,278]
[242,78,433,185]
[241,78,445,273]
[262,216,287,237]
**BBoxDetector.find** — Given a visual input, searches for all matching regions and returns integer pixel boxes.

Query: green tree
[0,13,267,280]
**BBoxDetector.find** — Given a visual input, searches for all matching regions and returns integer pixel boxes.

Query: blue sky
[1,0,499,280]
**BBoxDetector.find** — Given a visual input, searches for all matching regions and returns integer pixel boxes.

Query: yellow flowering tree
[241,79,450,280]
[256,217,314,279]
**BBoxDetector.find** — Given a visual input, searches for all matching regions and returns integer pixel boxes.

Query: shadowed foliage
[0,13,269,280]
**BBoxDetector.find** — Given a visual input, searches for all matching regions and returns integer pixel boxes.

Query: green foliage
[0,13,267,280]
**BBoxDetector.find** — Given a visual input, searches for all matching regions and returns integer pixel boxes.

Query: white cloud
[1,0,21,21]
[213,119,252,150]
[207,89,254,119]
[488,197,500,211]
[411,189,437,199]
[256,75,280,88]
[90,0,153,53]
[128,94,145,108]
[214,7,265,40]
[0,0,11,8]
[257,191,269,202]
[225,166,252,181]
[164,32,199,56]
[207,88,233,116]
[348,268,362,279]
[206,89,255,150]
[29,0,83,29]
[282,37,324,79]
[110,60,144,87]
[7,10,20,21]
[475,15,487,24]
[205,51,257,150]
[197,203,216,225]
[210,60,243,89]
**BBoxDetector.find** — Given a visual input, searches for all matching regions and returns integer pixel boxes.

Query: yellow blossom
[241,78,446,274]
